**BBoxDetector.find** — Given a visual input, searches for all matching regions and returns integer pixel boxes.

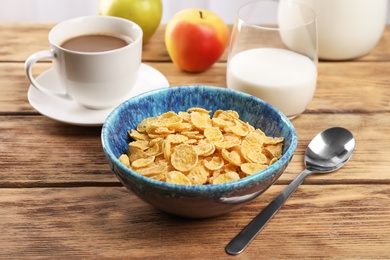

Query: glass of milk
[227,0,318,119]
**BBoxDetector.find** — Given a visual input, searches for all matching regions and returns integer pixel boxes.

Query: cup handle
[25,50,72,100]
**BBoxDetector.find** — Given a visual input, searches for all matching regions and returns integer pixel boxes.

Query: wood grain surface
[1,185,389,259]
[0,23,389,259]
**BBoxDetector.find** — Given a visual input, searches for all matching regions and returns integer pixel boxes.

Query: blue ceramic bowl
[102,85,297,218]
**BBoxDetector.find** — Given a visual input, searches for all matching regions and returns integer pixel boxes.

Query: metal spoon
[226,127,355,255]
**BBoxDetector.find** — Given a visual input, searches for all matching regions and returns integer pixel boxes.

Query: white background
[1,0,390,24]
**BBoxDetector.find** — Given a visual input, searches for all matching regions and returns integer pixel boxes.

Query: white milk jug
[294,0,388,60]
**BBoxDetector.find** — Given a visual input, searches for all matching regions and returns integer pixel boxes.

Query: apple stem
[199,11,203,19]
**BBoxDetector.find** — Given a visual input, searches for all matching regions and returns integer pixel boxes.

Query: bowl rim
[101,85,298,193]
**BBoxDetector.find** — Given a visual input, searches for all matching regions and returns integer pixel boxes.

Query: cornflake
[118,108,284,185]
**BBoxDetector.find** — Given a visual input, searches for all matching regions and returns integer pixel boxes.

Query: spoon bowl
[305,127,355,172]
[226,127,355,255]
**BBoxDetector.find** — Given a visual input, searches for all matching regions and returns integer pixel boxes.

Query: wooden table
[1,22,389,259]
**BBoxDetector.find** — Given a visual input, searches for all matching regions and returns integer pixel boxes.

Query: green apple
[99,0,163,44]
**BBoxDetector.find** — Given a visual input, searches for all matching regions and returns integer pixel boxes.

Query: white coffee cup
[25,16,143,109]
[294,0,388,60]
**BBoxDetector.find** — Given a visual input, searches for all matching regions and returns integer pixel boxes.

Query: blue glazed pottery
[102,85,297,218]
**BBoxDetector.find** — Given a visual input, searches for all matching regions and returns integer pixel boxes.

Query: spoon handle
[225,169,312,255]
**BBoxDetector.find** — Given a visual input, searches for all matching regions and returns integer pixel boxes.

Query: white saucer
[28,63,169,126]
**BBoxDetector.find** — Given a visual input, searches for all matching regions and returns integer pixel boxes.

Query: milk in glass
[227,48,317,118]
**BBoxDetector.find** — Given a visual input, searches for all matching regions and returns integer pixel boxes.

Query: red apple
[165,9,229,73]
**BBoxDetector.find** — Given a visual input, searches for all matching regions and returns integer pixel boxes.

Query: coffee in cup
[25,16,143,109]
[61,34,132,52]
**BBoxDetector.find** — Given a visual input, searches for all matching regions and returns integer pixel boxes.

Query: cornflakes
[212,171,240,184]
[131,156,155,168]
[167,171,192,185]
[187,161,209,185]
[119,107,284,185]
[170,144,198,172]
[204,155,224,171]
[241,163,268,176]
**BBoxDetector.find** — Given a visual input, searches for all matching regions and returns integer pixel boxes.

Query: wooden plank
[0,115,117,186]
[0,63,42,114]
[0,113,389,186]
[1,61,389,114]
[0,184,389,258]
[312,61,390,113]
[1,23,390,62]
[0,23,53,62]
